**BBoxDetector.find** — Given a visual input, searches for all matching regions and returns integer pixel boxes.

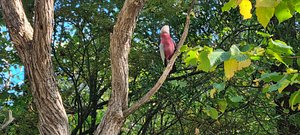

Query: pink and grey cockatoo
[160,25,176,67]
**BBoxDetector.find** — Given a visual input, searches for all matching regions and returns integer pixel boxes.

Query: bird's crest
[160,25,170,34]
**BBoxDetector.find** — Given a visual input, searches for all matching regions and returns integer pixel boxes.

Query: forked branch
[1,110,15,130]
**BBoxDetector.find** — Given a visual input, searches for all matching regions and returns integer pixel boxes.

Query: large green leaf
[275,1,293,23]
[291,0,300,13]
[268,39,293,55]
[184,50,199,66]
[266,49,286,65]
[197,47,212,72]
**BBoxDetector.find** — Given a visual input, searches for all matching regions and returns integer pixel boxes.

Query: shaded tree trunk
[0,0,69,134]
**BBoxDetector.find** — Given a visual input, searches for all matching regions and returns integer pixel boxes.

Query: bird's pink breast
[160,33,175,60]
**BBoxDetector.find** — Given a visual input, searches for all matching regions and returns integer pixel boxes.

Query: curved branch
[1,110,15,130]
[123,0,196,118]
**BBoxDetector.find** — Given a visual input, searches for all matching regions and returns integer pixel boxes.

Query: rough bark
[94,0,146,134]
[0,0,69,134]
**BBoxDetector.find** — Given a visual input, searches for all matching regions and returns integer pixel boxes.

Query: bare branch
[123,0,196,117]
[1,110,15,130]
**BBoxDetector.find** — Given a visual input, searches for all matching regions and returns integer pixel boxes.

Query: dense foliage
[1,0,299,134]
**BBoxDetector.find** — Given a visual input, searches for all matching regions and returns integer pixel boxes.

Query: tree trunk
[94,0,146,134]
[0,0,69,134]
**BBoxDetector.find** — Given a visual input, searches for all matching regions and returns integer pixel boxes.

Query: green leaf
[278,79,290,93]
[230,96,244,102]
[256,31,272,38]
[260,72,282,82]
[204,106,218,119]
[266,49,286,65]
[234,54,249,62]
[292,0,300,13]
[275,1,293,23]
[289,90,300,111]
[297,58,300,67]
[180,45,189,52]
[222,0,238,12]
[197,47,212,72]
[184,50,199,66]
[256,7,275,28]
[268,39,293,55]
[217,100,228,113]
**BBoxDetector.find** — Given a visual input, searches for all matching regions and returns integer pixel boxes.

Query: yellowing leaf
[210,88,217,98]
[239,0,252,19]
[224,58,251,79]
[256,7,275,28]
[266,93,271,99]
[298,104,300,111]
[237,59,251,70]
[256,0,277,8]
[224,59,238,79]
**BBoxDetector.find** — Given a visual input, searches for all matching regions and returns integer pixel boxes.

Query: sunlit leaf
[269,39,293,55]
[222,0,238,12]
[286,68,298,74]
[292,0,300,13]
[180,45,189,52]
[266,49,286,65]
[184,50,199,66]
[275,1,293,23]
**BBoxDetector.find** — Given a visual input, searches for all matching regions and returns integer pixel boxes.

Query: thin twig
[123,0,196,118]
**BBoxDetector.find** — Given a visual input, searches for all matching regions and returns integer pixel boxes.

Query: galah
[159,25,176,66]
